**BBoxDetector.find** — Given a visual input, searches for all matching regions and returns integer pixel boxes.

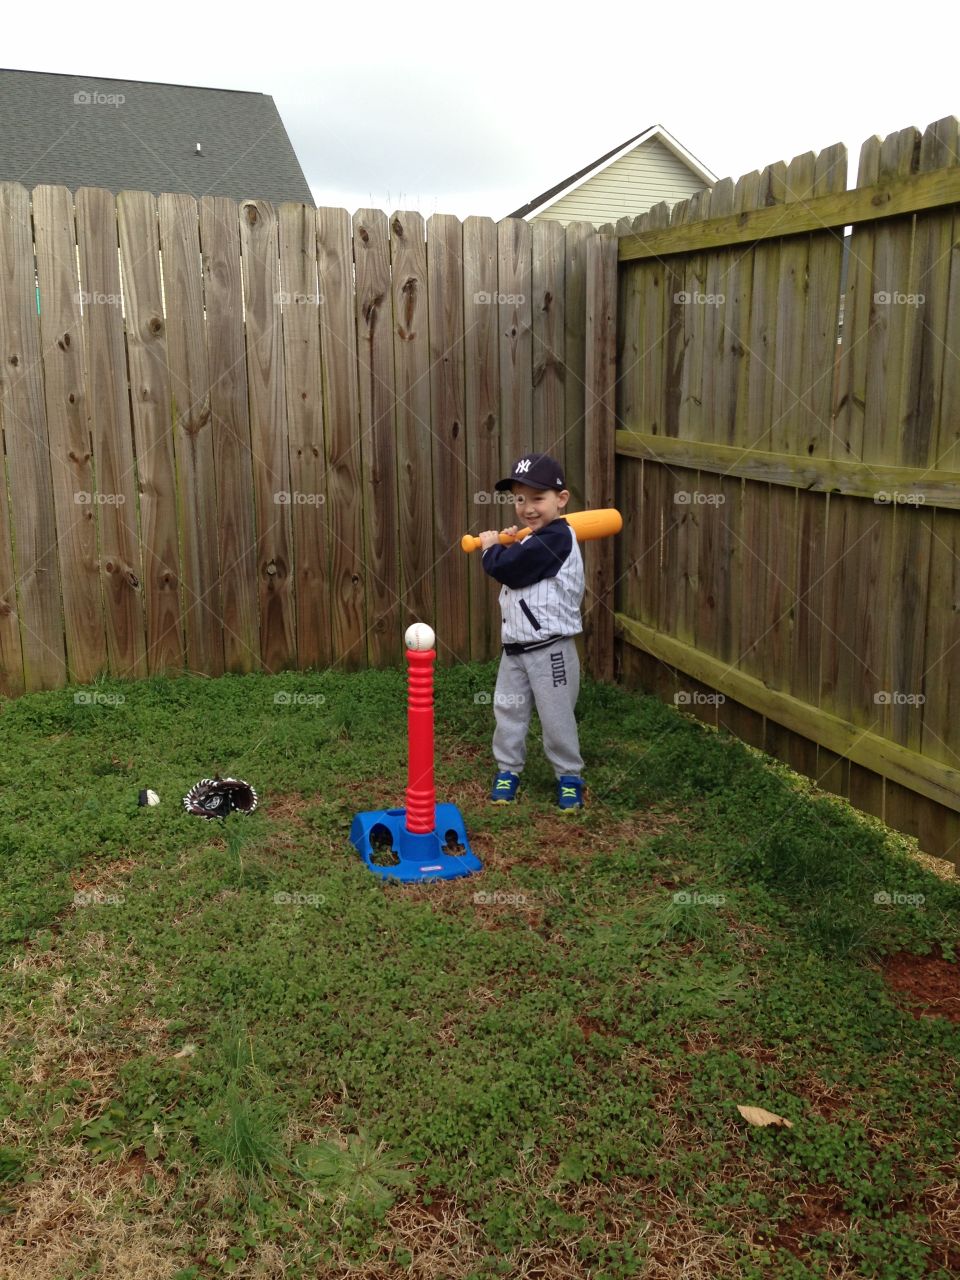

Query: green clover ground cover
[0,665,958,1279]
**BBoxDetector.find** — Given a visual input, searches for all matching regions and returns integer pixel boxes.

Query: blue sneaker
[490,770,520,804]
[556,775,584,811]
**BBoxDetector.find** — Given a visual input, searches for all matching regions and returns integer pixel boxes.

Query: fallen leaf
[736,1104,793,1128]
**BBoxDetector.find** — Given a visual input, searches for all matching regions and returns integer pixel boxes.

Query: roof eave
[508,124,717,222]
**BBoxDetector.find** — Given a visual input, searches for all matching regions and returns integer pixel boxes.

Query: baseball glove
[183,776,259,819]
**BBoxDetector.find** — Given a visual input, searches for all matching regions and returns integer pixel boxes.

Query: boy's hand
[479,526,520,550]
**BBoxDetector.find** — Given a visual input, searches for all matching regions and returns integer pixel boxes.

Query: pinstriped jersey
[481,517,584,647]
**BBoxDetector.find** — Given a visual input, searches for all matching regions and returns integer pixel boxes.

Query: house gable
[532,136,709,227]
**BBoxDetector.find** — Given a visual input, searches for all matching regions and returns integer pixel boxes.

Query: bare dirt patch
[920,1175,960,1275]
[792,1074,856,1122]
[768,1187,851,1261]
[575,1015,614,1042]
[881,945,960,1023]
[735,1042,781,1067]
[69,858,138,894]
[263,791,313,831]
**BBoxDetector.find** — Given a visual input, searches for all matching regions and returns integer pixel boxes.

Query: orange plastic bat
[460,508,623,552]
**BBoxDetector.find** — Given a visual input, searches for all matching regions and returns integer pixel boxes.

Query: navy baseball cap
[494,453,566,493]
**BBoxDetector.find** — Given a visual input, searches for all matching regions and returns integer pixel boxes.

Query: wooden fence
[0,185,617,694]
[613,115,960,868]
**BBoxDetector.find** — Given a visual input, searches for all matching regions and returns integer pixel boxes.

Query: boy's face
[509,482,569,530]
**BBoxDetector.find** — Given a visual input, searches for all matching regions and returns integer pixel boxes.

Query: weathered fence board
[117,190,185,677]
[763,153,813,766]
[240,199,295,673]
[0,183,67,691]
[200,195,261,674]
[788,145,847,781]
[563,221,596,510]
[497,218,533,474]
[391,211,434,637]
[278,200,331,673]
[884,127,938,776]
[427,212,469,666]
[531,219,566,461]
[158,191,223,677]
[354,208,400,669]
[316,205,365,670]
[32,184,105,685]
[462,215,500,663]
[913,118,960,858]
[583,233,618,681]
[75,186,146,680]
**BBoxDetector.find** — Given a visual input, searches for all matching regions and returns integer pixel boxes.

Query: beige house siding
[531,137,709,227]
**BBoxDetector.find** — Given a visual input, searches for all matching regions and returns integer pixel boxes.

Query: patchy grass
[0,663,958,1279]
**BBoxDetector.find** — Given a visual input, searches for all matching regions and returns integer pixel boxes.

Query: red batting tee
[405,648,436,834]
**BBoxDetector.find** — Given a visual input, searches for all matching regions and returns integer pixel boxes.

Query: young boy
[478,452,586,811]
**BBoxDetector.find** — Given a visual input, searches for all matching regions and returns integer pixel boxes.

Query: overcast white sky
[6,0,958,219]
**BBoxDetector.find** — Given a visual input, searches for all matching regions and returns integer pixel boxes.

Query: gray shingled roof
[0,68,313,205]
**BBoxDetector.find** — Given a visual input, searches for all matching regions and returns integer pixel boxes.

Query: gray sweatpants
[492,636,584,779]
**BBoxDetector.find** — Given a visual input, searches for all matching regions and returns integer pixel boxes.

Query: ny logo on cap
[515,458,532,474]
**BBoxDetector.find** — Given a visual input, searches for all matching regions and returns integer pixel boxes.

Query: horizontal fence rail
[0,185,617,694]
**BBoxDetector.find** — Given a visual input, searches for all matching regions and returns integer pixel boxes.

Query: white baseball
[404,622,436,651]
